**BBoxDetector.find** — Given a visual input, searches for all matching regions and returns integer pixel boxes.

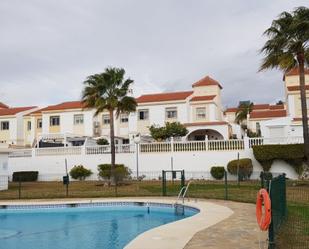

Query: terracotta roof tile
[184,121,228,127]
[33,101,86,113]
[136,91,193,103]
[0,106,37,116]
[225,104,272,113]
[252,104,270,110]
[250,110,286,119]
[192,76,223,89]
[0,102,9,109]
[269,104,284,110]
[283,67,309,80]
[190,95,216,102]
[287,85,309,91]
[225,107,238,113]
[293,117,309,122]
[285,67,309,76]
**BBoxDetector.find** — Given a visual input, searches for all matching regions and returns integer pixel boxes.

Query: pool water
[0,203,198,249]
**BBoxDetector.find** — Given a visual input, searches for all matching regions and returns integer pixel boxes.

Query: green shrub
[260,171,273,181]
[253,144,305,174]
[98,164,132,183]
[149,122,188,141]
[12,171,38,182]
[69,165,92,180]
[97,138,109,145]
[227,158,253,180]
[210,166,225,180]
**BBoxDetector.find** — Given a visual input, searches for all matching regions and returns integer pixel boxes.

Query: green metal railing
[261,173,287,249]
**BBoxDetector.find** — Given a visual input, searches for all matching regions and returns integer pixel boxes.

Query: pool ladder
[174,181,193,215]
[176,181,193,204]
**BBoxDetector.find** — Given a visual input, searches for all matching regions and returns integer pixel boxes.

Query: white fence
[8,136,304,158]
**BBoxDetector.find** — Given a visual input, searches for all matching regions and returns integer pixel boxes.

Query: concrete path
[184,200,268,249]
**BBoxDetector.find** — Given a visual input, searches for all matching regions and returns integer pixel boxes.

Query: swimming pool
[0,202,198,249]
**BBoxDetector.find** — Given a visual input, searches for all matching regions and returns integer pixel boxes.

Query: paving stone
[184,200,268,249]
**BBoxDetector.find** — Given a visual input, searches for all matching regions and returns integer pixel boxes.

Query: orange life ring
[256,188,271,231]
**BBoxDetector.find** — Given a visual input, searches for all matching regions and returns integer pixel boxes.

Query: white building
[0,106,38,148]
[260,68,309,138]
[21,75,231,147]
[1,69,308,147]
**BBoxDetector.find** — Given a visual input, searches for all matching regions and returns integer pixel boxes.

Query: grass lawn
[0,179,308,248]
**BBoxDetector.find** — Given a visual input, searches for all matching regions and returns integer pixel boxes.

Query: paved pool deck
[0,197,267,249]
[184,199,268,249]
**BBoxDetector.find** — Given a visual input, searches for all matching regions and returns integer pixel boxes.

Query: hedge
[252,144,305,174]
[227,158,253,180]
[12,171,38,182]
[69,165,92,180]
[210,166,225,180]
[98,164,132,183]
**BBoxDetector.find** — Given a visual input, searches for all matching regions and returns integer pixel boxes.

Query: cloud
[0,0,306,107]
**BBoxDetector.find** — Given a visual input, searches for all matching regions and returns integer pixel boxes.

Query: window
[50,116,60,126]
[102,114,110,125]
[196,107,206,119]
[120,113,129,123]
[0,121,9,130]
[122,139,130,144]
[256,122,261,136]
[166,107,177,119]
[138,109,149,120]
[27,121,31,131]
[74,114,84,125]
[37,119,42,129]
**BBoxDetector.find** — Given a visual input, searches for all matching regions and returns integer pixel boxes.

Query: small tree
[149,122,188,141]
[210,166,225,180]
[69,165,93,180]
[227,158,253,180]
[98,164,132,184]
[235,102,253,124]
[97,138,109,145]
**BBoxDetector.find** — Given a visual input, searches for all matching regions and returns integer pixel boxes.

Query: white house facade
[0,69,308,148]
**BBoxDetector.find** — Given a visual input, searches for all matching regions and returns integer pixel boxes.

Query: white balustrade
[9,149,33,158]
[86,145,110,154]
[208,139,244,151]
[139,142,171,153]
[249,137,264,148]
[7,136,305,157]
[85,144,135,155]
[35,146,82,156]
[173,141,207,152]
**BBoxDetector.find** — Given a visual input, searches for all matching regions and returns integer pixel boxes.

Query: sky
[0,0,308,109]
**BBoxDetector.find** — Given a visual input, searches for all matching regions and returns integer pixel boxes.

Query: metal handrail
[175,180,193,204]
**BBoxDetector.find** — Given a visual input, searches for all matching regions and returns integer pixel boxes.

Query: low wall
[0,152,9,190]
[0,175,8,190]
[7,149,299,181]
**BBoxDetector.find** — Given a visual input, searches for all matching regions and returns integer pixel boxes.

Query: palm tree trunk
[297,54,309,170]
[109,109,116,185]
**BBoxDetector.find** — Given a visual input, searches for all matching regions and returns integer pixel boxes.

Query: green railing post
[268,222,275,249]
[267,173,287,249]
[181,170,185,188]
[260,171,264,188]
[162,170,166,196]
[224,170,228,200]
[18,176,21,199]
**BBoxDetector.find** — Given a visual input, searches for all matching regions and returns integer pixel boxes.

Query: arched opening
[187,129,224,141]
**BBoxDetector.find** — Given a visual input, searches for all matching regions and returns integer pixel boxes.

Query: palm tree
[260,7,309,169]
[235,102,253,125]
[82,67,137,184]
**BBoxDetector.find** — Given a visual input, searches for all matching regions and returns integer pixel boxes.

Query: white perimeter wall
[7,149,299,181]
[0,153,9,190]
